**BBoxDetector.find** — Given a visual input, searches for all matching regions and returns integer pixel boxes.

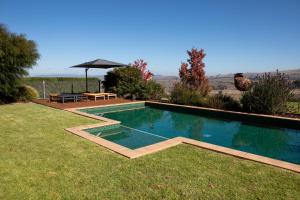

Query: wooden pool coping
[64,101,300,173]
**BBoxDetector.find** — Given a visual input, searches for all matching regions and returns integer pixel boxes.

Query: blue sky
[1,0,300,76]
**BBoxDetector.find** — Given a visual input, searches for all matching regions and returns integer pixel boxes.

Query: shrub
[102,70,119,93]
[207,94,241,111]
[241,71,293,114]
[17,85,39,101]
[143,80,165,100]
[170,83,206,106]
[103,67,164,100]
[103,67,144,99]
[293,80,300,89]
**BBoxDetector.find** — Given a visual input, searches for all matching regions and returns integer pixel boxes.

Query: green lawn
[0,103,299,199]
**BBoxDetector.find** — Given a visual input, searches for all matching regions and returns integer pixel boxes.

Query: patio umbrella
[71,59,128,92]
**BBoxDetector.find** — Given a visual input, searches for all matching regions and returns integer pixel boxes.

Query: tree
[103,67,145,99]
[234,73,252,91]
[131,59,153,81]
[0,25,39,103]
[179,48,210,96]
[103,67,164,100]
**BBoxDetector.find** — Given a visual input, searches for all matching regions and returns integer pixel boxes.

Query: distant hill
[155,68,300,92]
[208,68,300,90]
[30,68,300,93]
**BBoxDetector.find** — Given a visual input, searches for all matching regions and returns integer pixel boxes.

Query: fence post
[98,80,101,93]
[43,80,46,99]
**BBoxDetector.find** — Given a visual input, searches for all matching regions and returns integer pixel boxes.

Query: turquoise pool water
[83,104,300,164]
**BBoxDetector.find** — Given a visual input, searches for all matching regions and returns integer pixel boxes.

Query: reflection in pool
[87,105,300,164]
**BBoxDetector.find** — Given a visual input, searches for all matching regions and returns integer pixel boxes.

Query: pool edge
[64,101,300,173]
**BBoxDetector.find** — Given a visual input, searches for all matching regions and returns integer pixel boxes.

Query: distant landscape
[154,68,300,100]
[27,68,300,100]
[154,68,300,90]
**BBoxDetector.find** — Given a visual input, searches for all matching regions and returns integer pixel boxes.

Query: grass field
[1,103,300,199]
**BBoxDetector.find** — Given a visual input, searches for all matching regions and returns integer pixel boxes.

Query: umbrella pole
[85,68,89,92]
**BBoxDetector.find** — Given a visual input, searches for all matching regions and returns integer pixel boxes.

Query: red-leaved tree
[131,59,153,81]
[179,48,210,95]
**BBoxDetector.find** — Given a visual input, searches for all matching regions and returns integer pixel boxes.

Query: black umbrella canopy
[70,59,129,92]
[71,59,129,69]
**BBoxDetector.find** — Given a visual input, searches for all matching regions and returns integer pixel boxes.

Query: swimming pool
[80,102,300,165]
